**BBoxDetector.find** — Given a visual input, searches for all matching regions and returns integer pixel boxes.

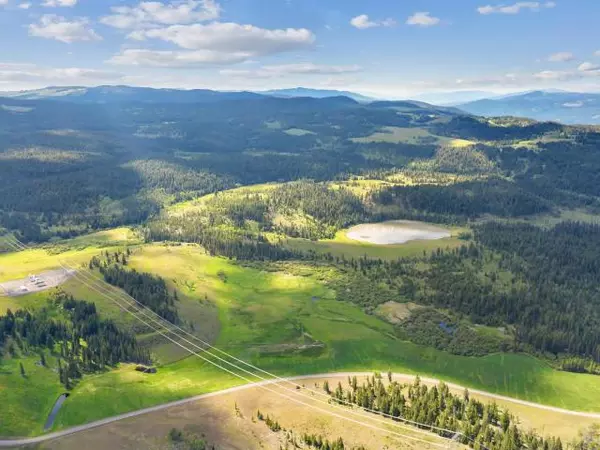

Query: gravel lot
[0,268,75,297]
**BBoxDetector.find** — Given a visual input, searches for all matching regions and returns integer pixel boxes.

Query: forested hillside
[3,92,598,242]
[4,88,600,409]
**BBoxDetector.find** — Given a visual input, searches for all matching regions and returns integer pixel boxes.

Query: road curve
[2,372,600,448]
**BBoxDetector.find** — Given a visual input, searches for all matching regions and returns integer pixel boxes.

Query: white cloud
[18,2,31,8]
[128,22,315,53]
[43,0,77,6]
[350,14,396,29]
[108,49,253,67]
[29,15,102,43]
[477,2,556,15]
[406,12,441,27]
[533,70,572,80]
[595,50,600,57]
[0,62,122,89]
[547,52,574,62]
[0,0,9,5]
[220,63,363,78]
[101,0,220,30]
[578,62,600,72]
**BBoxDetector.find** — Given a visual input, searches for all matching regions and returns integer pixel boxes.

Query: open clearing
[284,127,315,136]
[35,375,452,450]
[351,126,475,148]
[0,269,75,297]
[30,373,600,450]
[346,220,452,245]
[375,301,423,324]
[4,242,600,437]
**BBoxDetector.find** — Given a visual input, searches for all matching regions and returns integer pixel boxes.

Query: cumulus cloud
[101,0,220,29]
[406,12,441,27]
[350,14,396,29]
[0,0,9,5]
[477,1,556,15]
[108,49,254,67]
[547,52,574,62]
[43,0,77,6]
[220,63,363,78]
[18,2,32,8]
[533,70,572,81]
[29,15,102,43]
[578,62,600,72]
[126,22,314,56]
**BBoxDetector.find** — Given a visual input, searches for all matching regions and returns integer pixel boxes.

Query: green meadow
[3,241,600,437]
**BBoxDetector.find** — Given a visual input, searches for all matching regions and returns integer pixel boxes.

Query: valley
[2,87,600,449]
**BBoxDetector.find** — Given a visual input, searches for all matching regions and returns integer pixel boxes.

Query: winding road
[2,372,600,448]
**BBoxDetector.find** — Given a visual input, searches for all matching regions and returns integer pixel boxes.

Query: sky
[0,0,599,97]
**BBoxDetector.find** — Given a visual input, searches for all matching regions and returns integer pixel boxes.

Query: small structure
[135,365,157,374]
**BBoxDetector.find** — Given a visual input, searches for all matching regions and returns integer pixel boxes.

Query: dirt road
[2,371,600,448]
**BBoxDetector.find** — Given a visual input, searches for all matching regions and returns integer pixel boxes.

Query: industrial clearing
[0,269,75,297]
[346,220,452,245]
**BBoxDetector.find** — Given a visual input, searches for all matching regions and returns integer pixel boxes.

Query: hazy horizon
[0,0,599,97]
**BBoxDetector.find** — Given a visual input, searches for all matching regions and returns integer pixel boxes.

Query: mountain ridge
[458,90,600,125]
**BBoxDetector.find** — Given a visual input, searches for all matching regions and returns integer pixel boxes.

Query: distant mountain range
[0,85,265,103]
[260,87,374,102]
[458,90,600,125]
[3,85,600,125]
[410,91,499,106]
[0,85,376,104]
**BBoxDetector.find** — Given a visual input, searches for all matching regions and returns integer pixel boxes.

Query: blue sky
[0,0,599,97]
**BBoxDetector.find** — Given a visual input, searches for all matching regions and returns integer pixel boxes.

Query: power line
[2,236,474,448]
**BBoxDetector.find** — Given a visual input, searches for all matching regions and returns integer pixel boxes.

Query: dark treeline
[91,250,180,323]
[270,181,368,232]
[473,221,600,362]
[432,145,496,174]
[326,373,564,450]
[146,181,369,251]
[0,291,149,388]
[145,217,298,260]
[316,236,600,365]
[373,178,550,221]
[207,181,367,239]
[432,115,562,141]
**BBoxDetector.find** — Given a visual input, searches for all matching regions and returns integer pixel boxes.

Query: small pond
[44,393,69,431]
[346,220,451,245]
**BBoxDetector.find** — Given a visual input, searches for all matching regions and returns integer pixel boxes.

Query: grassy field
[4,242,600,438]
[0,353,65,437]
[351,126,475,148]
[57,245,600,422]
[44,375,450,450]
[41,374,600,449]
[0,227,141,283]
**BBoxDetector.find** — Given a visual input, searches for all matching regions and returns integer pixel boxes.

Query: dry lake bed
[346,220,451,245]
